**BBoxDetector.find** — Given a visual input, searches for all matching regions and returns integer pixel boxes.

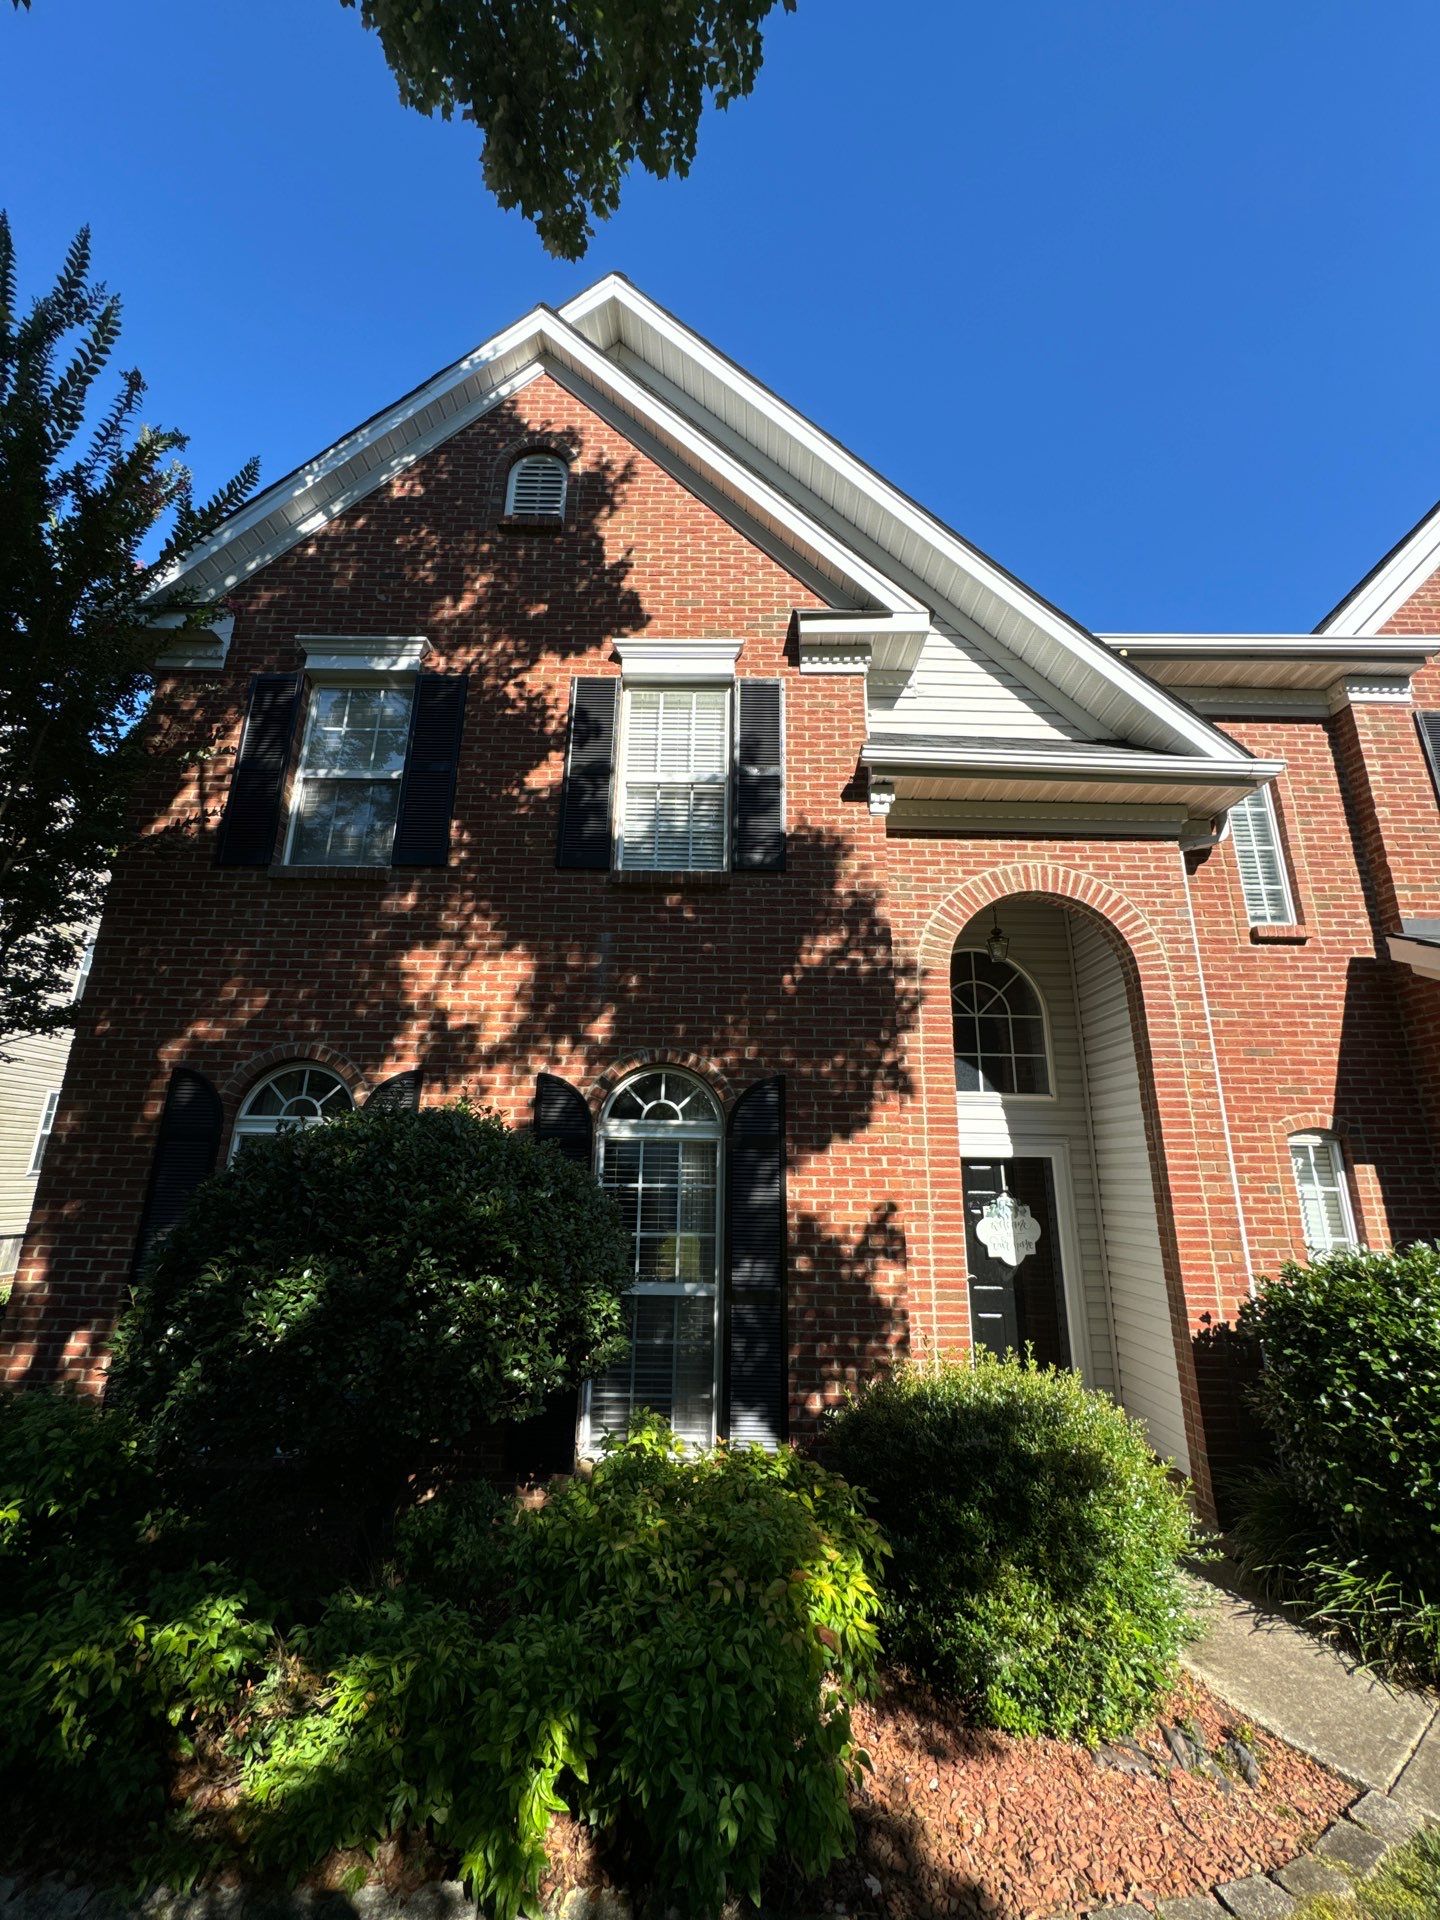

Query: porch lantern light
[985,910,1010,965]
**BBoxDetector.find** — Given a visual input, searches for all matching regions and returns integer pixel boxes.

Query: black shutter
[556,677,618,869]
[533,1072,593,1167]
[216,673,302,867]
[733,679,785,871]
[393,672,469,867]
[366,1070,422,1112]
[724,1075,787,1448]
[132,1068,223,1276]
[1416,711,1440,807]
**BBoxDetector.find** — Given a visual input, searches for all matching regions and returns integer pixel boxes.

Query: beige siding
[0,1025,72,1272]
[873,623,1091,741]
[1071,915,1190,1468]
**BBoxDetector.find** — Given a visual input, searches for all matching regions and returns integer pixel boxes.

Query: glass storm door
[962,1157,1071,1368]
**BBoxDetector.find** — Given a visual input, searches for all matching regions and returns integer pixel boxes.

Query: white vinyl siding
[872,622,1092,741]
[505,452,567,518]
[618,687,730,871]
[286,683,414,867]
[1071,915,1191,1469]
[1228,787,1294,926]
[1289,1133,1357,1255]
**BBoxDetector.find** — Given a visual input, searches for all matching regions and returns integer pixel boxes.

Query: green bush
[1232,1245,1440,1683]
[821,1353,1202,1741]
[108,1103,632,1585]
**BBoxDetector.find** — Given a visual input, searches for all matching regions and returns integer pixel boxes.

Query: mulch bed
[781,1673,1352,1920]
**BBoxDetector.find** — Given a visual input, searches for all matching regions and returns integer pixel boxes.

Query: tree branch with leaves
[0,215,258,1046]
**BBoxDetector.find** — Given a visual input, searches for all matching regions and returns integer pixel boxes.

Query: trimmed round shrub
[1233,1245,1440,1682]
[109,1103,631,1581]
[821,1353,1202,1740]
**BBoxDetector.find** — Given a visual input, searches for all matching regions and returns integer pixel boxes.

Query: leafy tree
[0,215,257,1047]
[108,1102,633,1587]
[9,2,797,259]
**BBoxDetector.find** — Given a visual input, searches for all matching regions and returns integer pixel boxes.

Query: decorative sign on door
[975,1190,1042,1268]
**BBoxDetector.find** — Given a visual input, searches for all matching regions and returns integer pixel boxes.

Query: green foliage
[821,1353,1203,1741]
[0,214,257,1045]
[339,0,796,258]
[0,1388,154,1604]
[1287,1824,1440,1919]
[1233,1245,1440,1685]
[109,1104,632,1586]
[0,1411,880,1917]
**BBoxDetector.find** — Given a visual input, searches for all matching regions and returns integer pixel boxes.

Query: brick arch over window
[910,860,1224,1511]
[588,1047,738,1115]
[1273,1109,1374,1253]
[219,1042,372,1119]
[490,432,580,523]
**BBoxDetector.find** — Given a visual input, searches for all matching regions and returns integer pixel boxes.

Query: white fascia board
[1104,633,1437,665]
[795,609,929,677]
[612,637,740,683]
[860,735,1285,786]
[1318,502,1440,635]
[1388,933,1440,981]
[565,279,1245,766]
[299,634,430,674]
[151,609,236,669]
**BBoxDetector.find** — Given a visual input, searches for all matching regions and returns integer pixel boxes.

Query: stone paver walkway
[1181,1561,1440,1822]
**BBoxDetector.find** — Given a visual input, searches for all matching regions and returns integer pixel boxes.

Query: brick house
[6,275,1440,1517]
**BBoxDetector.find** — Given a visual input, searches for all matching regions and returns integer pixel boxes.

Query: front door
[962,1157,1071,1368]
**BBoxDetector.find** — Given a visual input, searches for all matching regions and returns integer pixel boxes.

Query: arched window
[504,451,568,519]
[585,1069,722,1450]
[951,949,1051,1095]
[230,1063,353,1158]
[1289,1131,1357,1255]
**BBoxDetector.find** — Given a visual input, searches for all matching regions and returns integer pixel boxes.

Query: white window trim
[298,635,429,675]
[229,1064,354,1162]
[612,637,741,685]
[282,674,417,867]
[579,1071,724,1458]
[504,452,568,518]
[951,949,1057,1105]
[614,683,733,873]
[1228,784,1297,926]
[28,1089,60,1177]
[1289,1131,1358,1255]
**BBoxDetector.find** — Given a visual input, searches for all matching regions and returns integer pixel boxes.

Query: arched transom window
[505,451,568,519]
[951,949,1052,1096]
[231,1063,353,1158]
[586,1070,722,1450]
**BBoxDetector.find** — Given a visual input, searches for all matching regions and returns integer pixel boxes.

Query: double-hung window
[584,1071,723,1450]
[1289,1132,1357,1256]
[285,683,414,867]
[29,1089,60,1176]
[1228,786,1295,926]
[617,687,730,871]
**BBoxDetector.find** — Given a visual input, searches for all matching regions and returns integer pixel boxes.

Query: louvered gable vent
[506,452,568,518]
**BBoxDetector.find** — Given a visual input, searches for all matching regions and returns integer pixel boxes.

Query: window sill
[1249,921,1309,944]
[267,863,395,881]
[498,514,564,536]
[607,867,731,890]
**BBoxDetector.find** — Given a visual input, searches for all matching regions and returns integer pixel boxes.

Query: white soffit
[1318,497,1440,635]
[1102,634,1438,690]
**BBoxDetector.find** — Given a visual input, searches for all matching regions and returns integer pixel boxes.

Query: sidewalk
[1181,1561,1440,1822]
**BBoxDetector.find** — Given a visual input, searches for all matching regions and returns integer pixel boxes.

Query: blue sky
[4,0,1438,631]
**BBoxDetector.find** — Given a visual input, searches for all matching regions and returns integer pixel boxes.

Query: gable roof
[1316,494,1440,634]
[156,275,1254,771]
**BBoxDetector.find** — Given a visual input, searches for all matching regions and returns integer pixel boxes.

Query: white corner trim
[299,634,431,674]
[152,611,236,670]
[611,637,741,683]
[1327,674,1414,713]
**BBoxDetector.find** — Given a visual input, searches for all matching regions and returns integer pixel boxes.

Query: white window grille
[1229,787,1295,926]
[505,453,568,518]
[618,687,730,871]
[951,950,1052,1096]
[285,683,414,867]
[28,1089,60,1176]
[584,1070,722,1451]
[1289,1132,1358,1256]
[231,1064,353,1160]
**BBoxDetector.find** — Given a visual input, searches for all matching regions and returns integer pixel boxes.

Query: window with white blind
[505,452,568,518]
[285,683,415,866]
[584,1071,722,1451]
[1289,1132,1357,1256]
[617,686,730,871]
[1228,786,1295,926]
